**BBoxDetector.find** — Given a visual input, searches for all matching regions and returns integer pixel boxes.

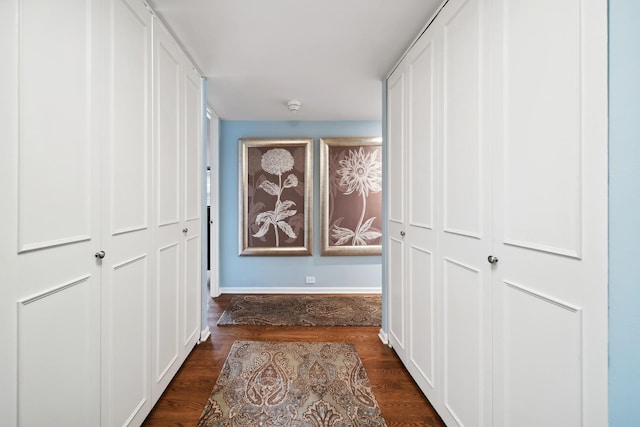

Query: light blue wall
[609,0,640,424]
[219,120,382,290]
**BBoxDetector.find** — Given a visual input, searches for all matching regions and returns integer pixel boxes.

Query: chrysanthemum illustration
[253,148,299,247]
[332,147,382,246]
[261,148,295,175]
[337,147,382,197]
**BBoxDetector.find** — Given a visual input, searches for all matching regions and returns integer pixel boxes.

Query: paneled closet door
[152,18,202,402]
[101,0,153,425]
[404,25,439,406]
[490,0,608,425]
[2,0,102,425]
[436,0,492,425]
[387,61,408,361]
[181,58,203,358]
[152,18,185,401]
[386,18,439,408]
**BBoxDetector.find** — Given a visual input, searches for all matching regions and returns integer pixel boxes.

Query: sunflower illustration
[332,147,382,246]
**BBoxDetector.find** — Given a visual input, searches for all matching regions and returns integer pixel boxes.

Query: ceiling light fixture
[287,99,301,113]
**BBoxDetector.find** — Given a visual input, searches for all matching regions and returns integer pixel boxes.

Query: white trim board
[199,326,211,343]
[378,329,389,346]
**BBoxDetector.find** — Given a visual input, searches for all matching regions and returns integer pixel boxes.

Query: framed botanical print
[320,137,382,256]
[239,138,313,256]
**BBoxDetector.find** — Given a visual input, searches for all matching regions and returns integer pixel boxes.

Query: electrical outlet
[305,276,316,284]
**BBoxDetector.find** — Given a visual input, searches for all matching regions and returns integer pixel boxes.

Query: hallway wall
[609,0,640,424]
[218,120,382,292]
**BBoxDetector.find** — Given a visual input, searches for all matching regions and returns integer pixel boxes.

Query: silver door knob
[95,250,106,259]
[400,231,405,236]
[182,228,188,233]
[487,255,499,264]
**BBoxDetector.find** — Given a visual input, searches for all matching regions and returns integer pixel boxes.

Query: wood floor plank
[142,294,445,426]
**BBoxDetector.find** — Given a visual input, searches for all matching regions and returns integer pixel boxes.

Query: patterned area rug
[216,295,381,327]
[197,341,387,426]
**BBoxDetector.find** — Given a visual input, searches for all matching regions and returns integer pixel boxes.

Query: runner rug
[216,295,381,327]
[197,341,387,426]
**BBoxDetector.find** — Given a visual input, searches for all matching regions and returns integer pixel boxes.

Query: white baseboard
[199,326,211,343]
[378,329,389,346]
[217,286,382,295]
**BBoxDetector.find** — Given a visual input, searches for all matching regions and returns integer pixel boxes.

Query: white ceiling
[148,0,441,121]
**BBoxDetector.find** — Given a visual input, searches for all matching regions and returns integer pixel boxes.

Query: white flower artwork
[332,147,382,246]
[321,137,383,256]
[240,139,313,256]
[252,148,299,247]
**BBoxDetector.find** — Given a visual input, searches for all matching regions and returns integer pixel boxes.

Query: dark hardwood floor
[142,294,445,426]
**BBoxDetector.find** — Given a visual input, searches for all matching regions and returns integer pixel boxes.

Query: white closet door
[181,57,202,356]
[387,18,439,408]
[404,25,439,405]
[101,0,153,425]
[386,64,407,359]
[437,0,492,425]
[1,0,102,425]
[152,18,184,400]
[490,0,608,425]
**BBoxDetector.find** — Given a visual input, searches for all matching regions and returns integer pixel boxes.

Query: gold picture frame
[239,138,313,256]
[320,137,382,256]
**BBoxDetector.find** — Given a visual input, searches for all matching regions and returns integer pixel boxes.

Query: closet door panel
[110,0,151,234]
[442,258,483,426]
[18,278,99,427]
[18,0,93,252]
[386,69,406,354]
[408,246,435,386]
[153,20,184,399]
[387,236,405,353]
[0,2,19,421]
[491,0,608,426]
[184,234,200,346]
[9,1,102,424]
[107,254,149,425]
[501,0,582,256]
[387,72,405,226]
[156,242,180,380]
[406,29,439,400]
[501,282,582,427]
[438,0,492,425]
[184,67,201,223]
[182,63,202,351]
[155,34,181,228]
[442,0,482,239]
[102,0,153,424]
[408,39,435,230]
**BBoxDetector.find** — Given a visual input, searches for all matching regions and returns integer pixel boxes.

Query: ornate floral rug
[197,341,387,426]
[216,295,381,327]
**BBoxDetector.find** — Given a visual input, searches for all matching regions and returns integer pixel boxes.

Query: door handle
[400,231,405,237]
[487,255,499,264]
[183,228,189,234]
[95,250,106,259]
